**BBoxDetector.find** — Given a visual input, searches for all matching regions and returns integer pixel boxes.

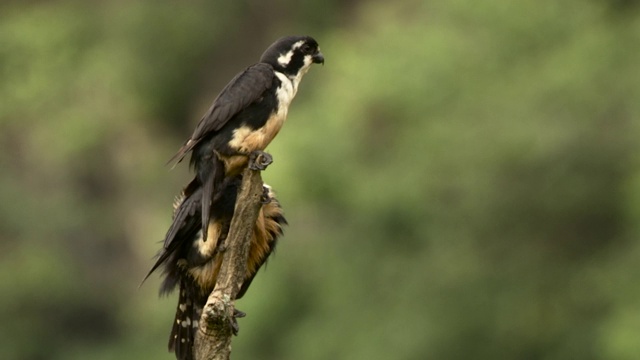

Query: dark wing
[163,180,202,249]
[192,63,275,137]
[169,63,275,165]
[142,179,202,284]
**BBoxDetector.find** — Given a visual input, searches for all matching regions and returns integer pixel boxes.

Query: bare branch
[193,157,267,360]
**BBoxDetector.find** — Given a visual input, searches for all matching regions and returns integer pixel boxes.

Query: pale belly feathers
[228,71,299,154]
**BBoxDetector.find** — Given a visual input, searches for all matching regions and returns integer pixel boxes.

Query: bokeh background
[2,1,640,359]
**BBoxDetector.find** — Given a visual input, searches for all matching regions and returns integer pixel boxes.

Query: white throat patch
[274,54,314,104]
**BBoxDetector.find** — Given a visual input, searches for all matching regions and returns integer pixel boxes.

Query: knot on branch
[200,293,233,336]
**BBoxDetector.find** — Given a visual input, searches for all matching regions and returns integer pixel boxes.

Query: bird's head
[260,35,324,77]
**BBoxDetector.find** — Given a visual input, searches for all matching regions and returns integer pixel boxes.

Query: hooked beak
[312,51,325,65]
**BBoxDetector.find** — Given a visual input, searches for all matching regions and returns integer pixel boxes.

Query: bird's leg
[248,151,273,171]
[215,233,228,253]
[214,218,233,253]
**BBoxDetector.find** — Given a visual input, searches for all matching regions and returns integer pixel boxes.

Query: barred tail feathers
[169,280,203,360]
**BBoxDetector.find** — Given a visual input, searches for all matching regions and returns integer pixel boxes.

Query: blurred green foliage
[1,0,640,359]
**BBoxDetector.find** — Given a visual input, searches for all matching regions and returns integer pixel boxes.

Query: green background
[2,1,640,359]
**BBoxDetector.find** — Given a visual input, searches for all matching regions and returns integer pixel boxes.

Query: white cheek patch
[277,50,293,67]
[302,55,313,70]
[277,40,306,66]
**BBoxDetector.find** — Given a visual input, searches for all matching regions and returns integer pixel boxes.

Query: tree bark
[193,160,266,360]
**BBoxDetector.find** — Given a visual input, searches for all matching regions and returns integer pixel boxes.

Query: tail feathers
[140,240,182,288]
[169,280,204,360]
[141,180,202,287]
[200,158,225,243]
[167,140,197,168]
[164,180,202,250]
[201,172,215,244]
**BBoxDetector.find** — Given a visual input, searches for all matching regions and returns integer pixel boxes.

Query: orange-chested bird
[169,35,323,244]
[145,175,286,360]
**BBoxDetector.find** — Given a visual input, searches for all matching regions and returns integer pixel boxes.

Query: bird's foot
[248,151,273,171]
[215,235,228,253]
[260,185,272,204]
[230,308,247,336]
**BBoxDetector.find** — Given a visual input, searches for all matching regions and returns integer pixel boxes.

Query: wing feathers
[168,63,274,166]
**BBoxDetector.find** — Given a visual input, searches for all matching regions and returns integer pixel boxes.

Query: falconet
[146,175,287,360]
[170,35,323,243]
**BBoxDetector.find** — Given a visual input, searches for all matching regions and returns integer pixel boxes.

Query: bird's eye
[300,44,312,54]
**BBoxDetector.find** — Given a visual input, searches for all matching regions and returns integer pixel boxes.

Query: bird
[169,35,323,244]
[145,175,287,360]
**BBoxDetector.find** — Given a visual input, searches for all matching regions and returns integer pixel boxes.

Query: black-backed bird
[146,175,287,360]
[170,35,323,243]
